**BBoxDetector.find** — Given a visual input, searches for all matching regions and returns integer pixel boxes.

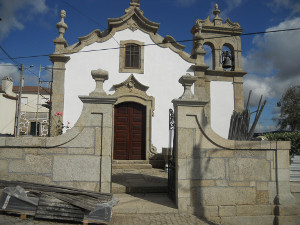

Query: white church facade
[50,0,246,160]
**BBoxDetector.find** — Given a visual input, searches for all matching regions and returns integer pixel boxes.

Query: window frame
[119,40,144,74]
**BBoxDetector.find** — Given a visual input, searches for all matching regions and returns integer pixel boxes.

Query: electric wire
[0,27,299,61]
[61,0,120,46]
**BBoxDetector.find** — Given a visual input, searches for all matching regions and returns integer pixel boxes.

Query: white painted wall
[210,81,234,139]
[0,95,16,135]
[21,93,50,113]
[64,29,193,152]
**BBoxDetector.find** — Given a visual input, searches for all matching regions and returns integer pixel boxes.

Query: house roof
[0,86,51,95]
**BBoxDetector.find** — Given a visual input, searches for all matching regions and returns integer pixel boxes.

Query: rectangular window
[21,97,28,104]
[119,40,144,74]
[125,44,140,68]
[30,122,40,136]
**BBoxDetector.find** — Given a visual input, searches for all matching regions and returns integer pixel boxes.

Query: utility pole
[15,64,24,136]
[35,65,41,136]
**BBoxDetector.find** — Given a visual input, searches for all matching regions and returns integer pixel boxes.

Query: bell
[222,56,232,69]
[221,51,233,69]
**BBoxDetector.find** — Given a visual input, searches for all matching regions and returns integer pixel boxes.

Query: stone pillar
[79,68,117,193]
[172,74,208,210]
[49,55,70,136]
[233,76,244,113]
[214,48,223,71]
[49,10,69,136]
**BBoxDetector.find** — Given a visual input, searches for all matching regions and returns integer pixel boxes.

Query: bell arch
[203,41,215,70]
[112,74,155,160]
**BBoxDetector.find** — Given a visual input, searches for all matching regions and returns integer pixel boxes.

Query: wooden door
[114,102,146,160]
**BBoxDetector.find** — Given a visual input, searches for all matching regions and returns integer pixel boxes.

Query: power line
[0,46,20,65]
[0,27,300,61]
[61,0,120,46]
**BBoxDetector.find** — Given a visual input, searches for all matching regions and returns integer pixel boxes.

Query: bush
[265,132,300,155]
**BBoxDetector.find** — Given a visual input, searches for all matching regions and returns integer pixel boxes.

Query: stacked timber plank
[0,180,117,224]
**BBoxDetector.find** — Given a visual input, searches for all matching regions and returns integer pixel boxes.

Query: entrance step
[112,168,168,194]
[112,160,153,170]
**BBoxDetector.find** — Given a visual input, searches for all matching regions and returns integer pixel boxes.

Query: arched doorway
[114,102,146,160]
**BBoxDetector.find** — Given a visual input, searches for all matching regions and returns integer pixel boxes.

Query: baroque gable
[53,1,193,63]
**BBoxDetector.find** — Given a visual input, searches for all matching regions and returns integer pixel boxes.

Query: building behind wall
[50,1,246,160]
[0,77,50,137]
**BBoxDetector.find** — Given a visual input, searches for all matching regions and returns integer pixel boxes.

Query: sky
[0,0,299,133]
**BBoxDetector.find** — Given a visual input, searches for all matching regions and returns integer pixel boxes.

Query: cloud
[0,0,48,41]
[0,63,19,83]
[177,0,196,7]
[269,0,300,16]
[223,0,243,16]
[243,17,300,107]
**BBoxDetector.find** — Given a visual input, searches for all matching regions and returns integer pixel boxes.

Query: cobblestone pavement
[0,212,217,225]
[109,213,217,225]
[0,213,80,225]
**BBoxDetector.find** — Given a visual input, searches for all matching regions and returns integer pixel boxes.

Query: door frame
[112,75,155,161]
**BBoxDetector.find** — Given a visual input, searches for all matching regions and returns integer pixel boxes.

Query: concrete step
[112,168,168,194]
[290,171,300,176]
[290,177,300,182]
[112,163,153,169]
[112,183,168,194]
[290,165,300,170]
[113,160,149,164]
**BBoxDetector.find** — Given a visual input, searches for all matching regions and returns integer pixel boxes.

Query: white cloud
[0,63,19,83]
[243,17,300,107]
[0,0,48,41]
[270,0,300,16]
[223,0,243,16]
[177,0,196,7]
[254,123,277,133]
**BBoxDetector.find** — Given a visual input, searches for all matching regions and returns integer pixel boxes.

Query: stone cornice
[79,96,117,104]
[49,54,71,63]
[172,99,208,107]
[205,70,247,77]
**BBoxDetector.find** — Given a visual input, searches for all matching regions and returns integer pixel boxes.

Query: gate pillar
[79,68,117,193]
[172,73,209,210]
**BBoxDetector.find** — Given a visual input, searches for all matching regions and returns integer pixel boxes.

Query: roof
[0,86,51,95]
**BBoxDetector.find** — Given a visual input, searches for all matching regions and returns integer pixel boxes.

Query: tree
[277,86,300,131]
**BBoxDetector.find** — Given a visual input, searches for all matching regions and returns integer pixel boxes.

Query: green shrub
[265,132,300,155]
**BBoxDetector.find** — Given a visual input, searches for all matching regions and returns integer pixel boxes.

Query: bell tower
[191,4,247,115]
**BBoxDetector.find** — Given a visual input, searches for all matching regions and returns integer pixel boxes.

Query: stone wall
[0,77,117,193]
[173,99,297,224]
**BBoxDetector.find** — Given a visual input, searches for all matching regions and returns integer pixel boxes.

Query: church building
[50,0,246,160]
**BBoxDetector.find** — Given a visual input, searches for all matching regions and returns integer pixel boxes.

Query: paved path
[0,193,218,224]
[0,212,216,225]
[0,193,219,225]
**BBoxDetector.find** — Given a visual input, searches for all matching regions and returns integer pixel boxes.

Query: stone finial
[56,10,68,39]
[213,4,223,26]
[130,0,140,7]
[213,4,221,18]
[89,68,109,96]
[179,73,198,100]
[126,0,141,13]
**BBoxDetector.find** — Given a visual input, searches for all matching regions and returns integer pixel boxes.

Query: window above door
[119,40,144,74]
